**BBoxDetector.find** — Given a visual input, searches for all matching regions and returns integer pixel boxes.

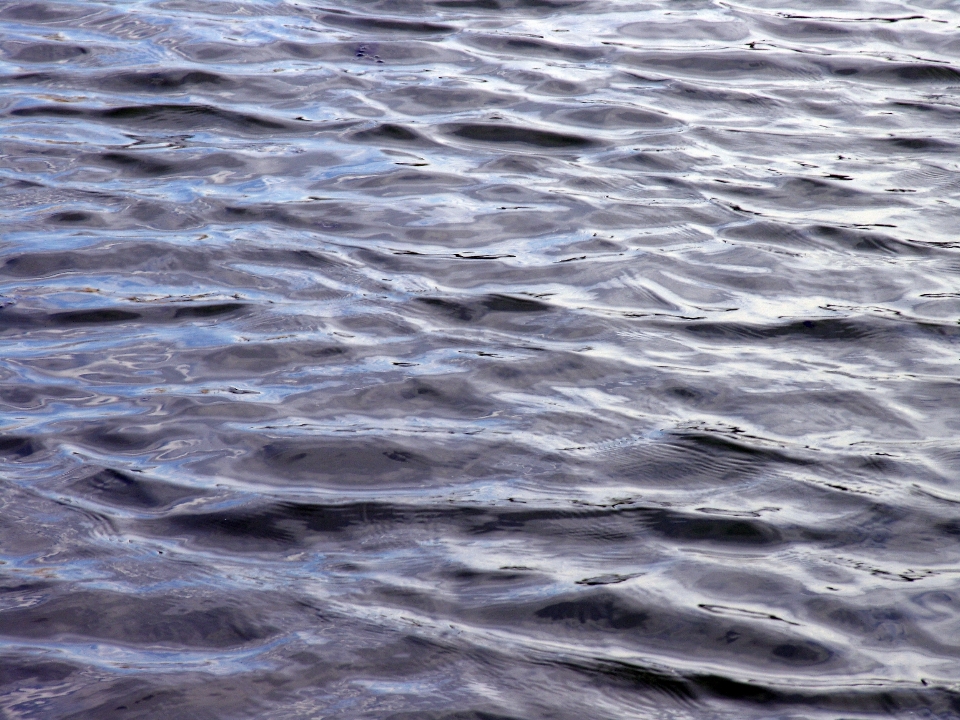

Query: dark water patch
[885,136,957,152]
[848,63,960,83]
[238,247,341,269]
[196,342,347,374]
[529,77,590,96]
[429,0,583,11]
[137,495,792,553]
[648,511,782,545]
[587,434,809,490]
[2,243,217,277]
[446,123,593,148]
[550,105,678,130]
[711,175,882,211]
[474,590,840,673]
[214,203,362,232]
[808,223,928,254]
[0,306,146,332]
[178,39,473,65]
[534,595,649,630]
[418,297,483,321]
[6,43,89,62]
[441,565,541,587]
[0,435,43,459]
[71,468,207,510]
[105,69,233,91]
[144,501,409,550]
[0,384,92,409]
[46,210,102,225]
[92,150,246,177]
[722,220,930,255]
[690,673,960,714]
[894,100,960,122]
[254,439,434,486]
[96,151,177,176]
[0,71,55,85]
[320,13,455,35]
[0,591,275,648]
[99,104,288,131]
[350,123,431,146]
[0,303,249,331]
[670,431,809,467]
[11,103,293,133]
[162,507,304,547]
[172,302,246,318]
[470,504,784,546]
[385,712,526,720]
[672,317,899,343]
[0,2,97,23]
[483,294,552,312]
[0,242,347,285]
[76,426,188,453]
[576,572,641,586]
[51,308,142,324]
[0,659,76,688]
[555,658,698,704]
[415,293,552,323]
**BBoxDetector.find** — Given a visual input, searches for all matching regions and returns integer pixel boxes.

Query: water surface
[2,0,960,717]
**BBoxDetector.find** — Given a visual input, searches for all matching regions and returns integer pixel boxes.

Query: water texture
[2,0,960,717]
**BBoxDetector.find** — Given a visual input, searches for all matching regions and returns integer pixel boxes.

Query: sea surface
[2,0,960,717]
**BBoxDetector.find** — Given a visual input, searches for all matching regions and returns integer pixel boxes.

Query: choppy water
[2,0,960,717]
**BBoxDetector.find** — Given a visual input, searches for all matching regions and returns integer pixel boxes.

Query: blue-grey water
[2,1,960,717]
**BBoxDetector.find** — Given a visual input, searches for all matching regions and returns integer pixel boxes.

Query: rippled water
[2,0,960,717]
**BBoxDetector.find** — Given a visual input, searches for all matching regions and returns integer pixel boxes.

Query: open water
[2,0,960,717]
